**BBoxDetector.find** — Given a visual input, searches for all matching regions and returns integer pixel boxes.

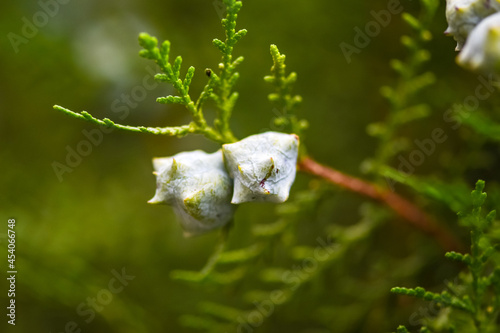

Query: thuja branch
[54,33,226,144]
[210,0,246,142]
[264,44,304,135]
[54,0,248,145]
[54,105,194,136]
[138,32,230,143]
[298,156,462,251]
[263,45,459,250]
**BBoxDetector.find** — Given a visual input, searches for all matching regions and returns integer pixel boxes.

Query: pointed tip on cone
[148,196,162,204]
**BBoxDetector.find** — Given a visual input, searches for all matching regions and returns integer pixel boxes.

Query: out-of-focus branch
[298,156,462,251]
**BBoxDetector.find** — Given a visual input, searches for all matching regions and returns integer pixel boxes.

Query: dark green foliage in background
[2,0,500,332]
[394,180,500,332]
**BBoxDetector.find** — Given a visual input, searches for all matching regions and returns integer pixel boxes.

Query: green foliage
[210,0,247,140]
[53,105,193,136]
[365,0,438,179]
[264,45,307,137]
[175,200,389,332]
[380,166,471,213]
[393,180,500,333]
[461,112,500,142]
[54,0,248,144]
[34,0,500,332]
[170,187,323,286]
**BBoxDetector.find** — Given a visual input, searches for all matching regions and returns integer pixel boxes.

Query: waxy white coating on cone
[222,132,299,204]
[445,0,500,51]
[458,11,500,74]
[149,150,235,236]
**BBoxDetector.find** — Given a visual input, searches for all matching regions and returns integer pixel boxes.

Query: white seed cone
[457,11,500,75]
[222,132,299,204]
[149,150,235,236]
[445,0,500,51]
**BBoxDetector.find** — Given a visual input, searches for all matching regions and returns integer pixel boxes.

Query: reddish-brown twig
[298,157,462,251]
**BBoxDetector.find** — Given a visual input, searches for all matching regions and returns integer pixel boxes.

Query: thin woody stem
[298,156,462,252]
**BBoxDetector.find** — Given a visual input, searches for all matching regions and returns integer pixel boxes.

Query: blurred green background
[2,0,500,332]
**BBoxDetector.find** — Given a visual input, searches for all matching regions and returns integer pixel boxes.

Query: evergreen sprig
[209,0,247,141]
[174,202,389,332]
[393,180,500,333]
[391,286,473,313]
[53,105,193,136]
[264,45,307,137]
[53,0,248,144]
[461,112,500,142]
[366,0,438,178]
[380,165,471,213]
[137,32,228,143]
